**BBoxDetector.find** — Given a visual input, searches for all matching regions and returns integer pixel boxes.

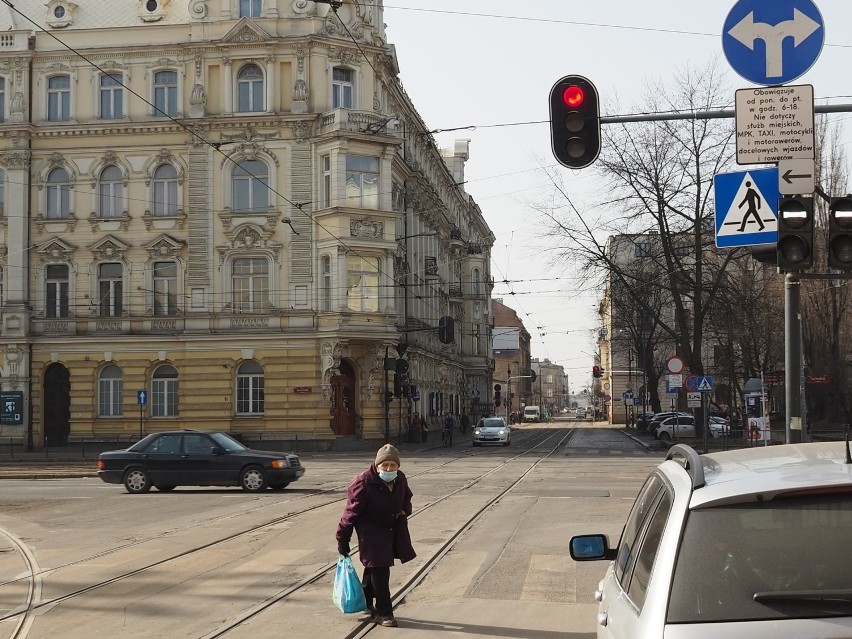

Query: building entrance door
[331,360,358,436]
[43,363,71,446]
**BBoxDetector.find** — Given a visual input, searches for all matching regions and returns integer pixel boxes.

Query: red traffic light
[563,85,585,108]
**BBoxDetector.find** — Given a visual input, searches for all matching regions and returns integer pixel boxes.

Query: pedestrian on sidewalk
[336,444,416,628]
[410,412,425,443]
[460,412,470,435]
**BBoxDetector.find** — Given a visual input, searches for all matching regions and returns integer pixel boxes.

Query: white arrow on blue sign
[137,390,147,405]
[715,167,779,248]
[722,0,825,86]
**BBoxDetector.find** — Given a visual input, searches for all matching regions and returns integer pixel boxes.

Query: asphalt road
[0,425,662,639]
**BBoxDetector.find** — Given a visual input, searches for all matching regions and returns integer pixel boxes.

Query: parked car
[648,412,693,437]
[570,442,852,638]
[575,407,587,420]
[472,417,511,446]
[708,416,731,438]
[653,415,696,441]
[97,430,305,493]
[634,412,658,432]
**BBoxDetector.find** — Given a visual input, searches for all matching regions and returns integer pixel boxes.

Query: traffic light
[384,390,394,405]
[394,359,409,398]
[828,197,852,270]
[592,365,601,378]
[494,383,502,407]
[776,196,814,271]
[549,75,601,170]
[438,316,455,344]
[530,370,537,383]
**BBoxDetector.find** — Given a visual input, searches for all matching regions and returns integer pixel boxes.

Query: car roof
[663,442,852,509]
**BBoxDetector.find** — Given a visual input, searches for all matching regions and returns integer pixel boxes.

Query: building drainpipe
[26,36,35,451]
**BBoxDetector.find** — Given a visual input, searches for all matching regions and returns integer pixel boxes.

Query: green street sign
[0,392,24,425]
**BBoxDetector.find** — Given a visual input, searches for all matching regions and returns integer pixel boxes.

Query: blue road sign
[137,390,147,405]
[722,0,824,86]
[715,168,779,248]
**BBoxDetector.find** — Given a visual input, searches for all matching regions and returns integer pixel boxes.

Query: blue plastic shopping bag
[333,556,367,614]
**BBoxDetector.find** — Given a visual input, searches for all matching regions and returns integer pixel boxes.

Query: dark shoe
[376,615,398,627]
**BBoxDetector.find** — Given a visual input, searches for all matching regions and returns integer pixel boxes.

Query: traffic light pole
[599,102,852,125]
[785,274,802,445]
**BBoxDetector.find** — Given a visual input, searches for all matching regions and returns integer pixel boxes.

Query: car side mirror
[211,446,226,455]
[569,534,617,561]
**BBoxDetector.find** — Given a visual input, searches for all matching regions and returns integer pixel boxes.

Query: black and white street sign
[735,85,814,165]
[778,158,816,195]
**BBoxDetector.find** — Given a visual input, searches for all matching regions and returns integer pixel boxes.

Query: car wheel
[240,465,268,492]
[658,431,671,442]
[124,468,151,494]
[472,441,480,447]
[269,483,289,491]
[503,440,510,446]
[155,485,176,492]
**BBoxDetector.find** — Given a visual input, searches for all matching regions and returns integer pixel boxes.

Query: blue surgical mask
[378,470,398,482]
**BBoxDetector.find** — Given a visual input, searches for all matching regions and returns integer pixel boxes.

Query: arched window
[236,64,264,112]
[98,364,123,417]
[46,168,71,219]
[152,164,179,216]
[232,257,269,312]
[236,360,264,415]
[98,165,124,218]
[232,160,268,212]
[332,67,353,109]
[151,364,179,417]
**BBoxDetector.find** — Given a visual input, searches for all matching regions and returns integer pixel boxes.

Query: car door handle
[597,611,609,627]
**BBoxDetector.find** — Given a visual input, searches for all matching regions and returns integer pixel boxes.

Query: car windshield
[209,432,247,452]
[668,493,852,623]
[478,419,505,429]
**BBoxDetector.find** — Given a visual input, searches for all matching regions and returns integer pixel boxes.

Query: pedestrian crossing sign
[714,168,779,248]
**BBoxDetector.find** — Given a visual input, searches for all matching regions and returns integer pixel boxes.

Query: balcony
[318,109,402,137]
[424,256,439,279]
[448,284,463,303]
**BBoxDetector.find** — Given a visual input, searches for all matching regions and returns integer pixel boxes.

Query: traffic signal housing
[549,75,601,170]
[776,196,814,271]
[592,365,601,378]
[829,197,852,270]
[494,383,502,407]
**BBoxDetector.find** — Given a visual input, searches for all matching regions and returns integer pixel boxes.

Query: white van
[523,406,540,422]
[575,407,586,420]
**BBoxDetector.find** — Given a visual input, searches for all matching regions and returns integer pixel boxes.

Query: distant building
[490,299,530,419]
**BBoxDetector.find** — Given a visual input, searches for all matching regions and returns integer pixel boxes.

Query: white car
[472,417,511,447]
[570,442,852,638]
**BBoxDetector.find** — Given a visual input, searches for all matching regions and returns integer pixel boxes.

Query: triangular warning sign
[697,377,712,392]
[716,172,777,238]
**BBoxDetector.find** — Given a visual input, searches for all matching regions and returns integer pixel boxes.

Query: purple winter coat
[336,465,416,568]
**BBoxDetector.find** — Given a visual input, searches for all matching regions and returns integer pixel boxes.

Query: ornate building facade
[0,0,494,447]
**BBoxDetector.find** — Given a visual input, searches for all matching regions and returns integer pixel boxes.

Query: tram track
[0,427,562,638]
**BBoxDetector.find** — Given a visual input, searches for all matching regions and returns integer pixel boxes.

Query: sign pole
[785,274,802,444]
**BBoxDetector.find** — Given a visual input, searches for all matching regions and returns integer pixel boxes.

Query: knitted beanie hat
[375,444,401,467]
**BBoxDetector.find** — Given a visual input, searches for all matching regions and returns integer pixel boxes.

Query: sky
[381,0,852,390]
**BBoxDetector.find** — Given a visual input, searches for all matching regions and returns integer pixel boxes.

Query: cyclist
[442,413,455,446]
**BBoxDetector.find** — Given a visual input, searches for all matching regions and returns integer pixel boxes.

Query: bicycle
[441,426,453,447]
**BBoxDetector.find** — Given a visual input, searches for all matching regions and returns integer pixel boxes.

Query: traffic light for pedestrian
[776,196,814,271]
[438,316,455,344]
[828,197,852,270]
[549,75,601,170]
[592,365,601,378]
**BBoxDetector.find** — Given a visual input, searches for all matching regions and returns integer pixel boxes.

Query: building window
[0,167,5,214]
[47,75,71,122]
[153,261,178,316]
[473,323,481,355]
[634,242,651,258]
[332,67,353,109]
[236,64,263,112]
[0,265,3,306]
[232,257,269,313]
[152,164,179,215]
[346,255,380,312]
[321,154,331,208]
[151,364,179,417]
[98,364,123,417]
[46,168,71,219]
[232,160,268,212]
[321,255,331,311]
[98,165,124,218]
[100,74,124,119]
[153,70,178,117]
[0,77,5,123]
[345,155,379,209]
[98,262,123,317]
[236,360,264,415]
[472,268,481,295]
[46,264,69,318]
[239,0,261,17]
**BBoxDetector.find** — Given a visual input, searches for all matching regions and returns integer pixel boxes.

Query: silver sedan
[472,417,511,447]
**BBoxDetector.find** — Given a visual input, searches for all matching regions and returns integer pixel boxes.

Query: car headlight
[474,429,481,435]
[498,429,506,435]
[271,459,288,469]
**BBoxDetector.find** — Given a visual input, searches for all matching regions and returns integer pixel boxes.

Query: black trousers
[362,566,392,616]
